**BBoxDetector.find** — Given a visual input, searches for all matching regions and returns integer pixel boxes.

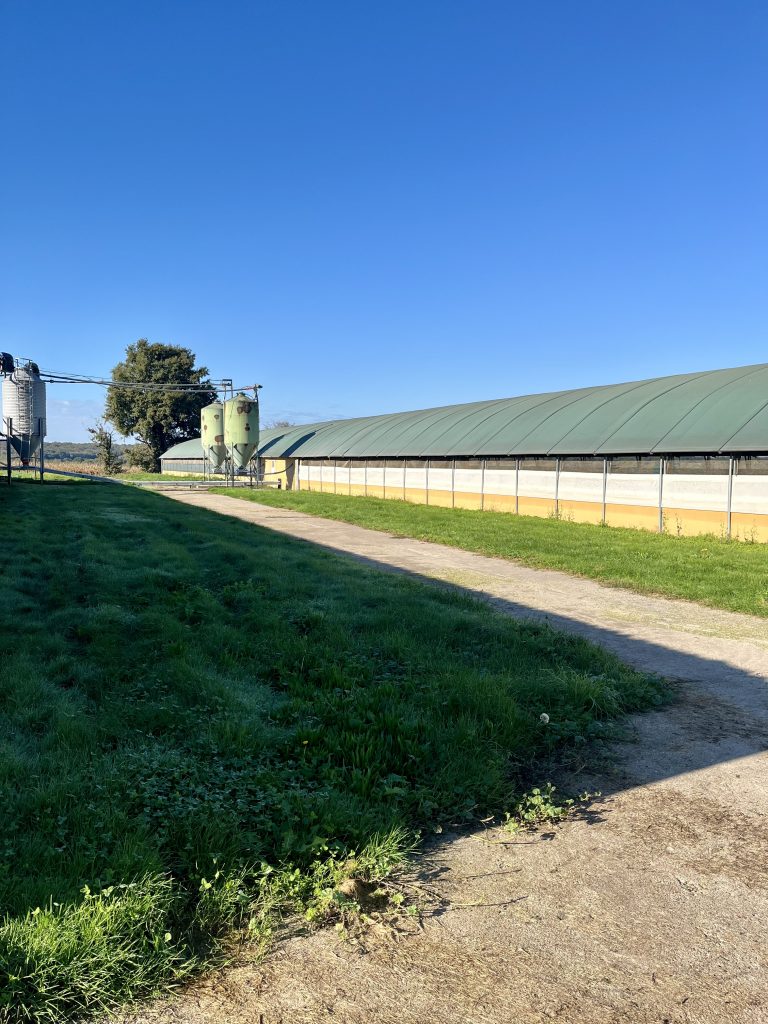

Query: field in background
[43,459,110,476]
[214,489,768,618]
[0,483,663,1022]
[42,463,202,481]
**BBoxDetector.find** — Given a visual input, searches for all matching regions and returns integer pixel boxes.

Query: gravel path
[125,491,768,1024]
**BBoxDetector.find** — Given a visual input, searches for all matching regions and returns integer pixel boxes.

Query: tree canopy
[106,340,217,472]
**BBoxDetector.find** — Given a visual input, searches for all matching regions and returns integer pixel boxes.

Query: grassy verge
[212,489,768,617]
[0,484,663,1021]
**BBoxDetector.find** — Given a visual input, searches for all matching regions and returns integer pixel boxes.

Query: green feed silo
[201,402,226,471]
[224,392,259,470]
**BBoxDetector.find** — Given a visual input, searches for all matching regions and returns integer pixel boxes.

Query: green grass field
[213,489,768,617]
[0,483,664,1021]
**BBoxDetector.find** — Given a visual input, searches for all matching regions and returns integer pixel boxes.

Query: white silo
[2,363,46,465]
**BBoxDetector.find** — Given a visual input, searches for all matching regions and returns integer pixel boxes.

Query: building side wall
[160,459,206,476]
[296,457,768,541]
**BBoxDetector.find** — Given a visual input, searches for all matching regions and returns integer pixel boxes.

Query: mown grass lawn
[214,489,768,617]
[0,483,663,1022]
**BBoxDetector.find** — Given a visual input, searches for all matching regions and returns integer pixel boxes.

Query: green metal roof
[161,438,206,460]
[162,364,768,461]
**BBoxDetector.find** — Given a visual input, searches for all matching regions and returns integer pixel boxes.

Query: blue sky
[2,1,766,441]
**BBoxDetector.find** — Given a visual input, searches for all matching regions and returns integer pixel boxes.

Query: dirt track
[123,494,768,1024]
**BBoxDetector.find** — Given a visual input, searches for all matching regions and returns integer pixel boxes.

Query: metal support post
[480,459,486,511]
[726,456,734,539]
[658,457,665,533]
[451,459,456,509]
[425,459,429,505]
[554,457,560,517]
[515,458,520,515]
[601,458,608,524]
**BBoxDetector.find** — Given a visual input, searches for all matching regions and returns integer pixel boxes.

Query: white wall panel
[366,465,384,487]
[732,475,768,515]
[663,474,729,511]
[349,464,366,487]
[384,464,405,493]
[405,466,427,491]
[483,469,517,496]
[454,468,483,492]
[427,468,452,491]
[518,470,556,499]
[558,471,604,503]
[605,473,660,507]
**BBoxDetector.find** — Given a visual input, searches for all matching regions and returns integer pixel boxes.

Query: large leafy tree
[106,340,217,472]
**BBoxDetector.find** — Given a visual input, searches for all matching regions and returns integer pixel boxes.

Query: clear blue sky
[2,1,766,441]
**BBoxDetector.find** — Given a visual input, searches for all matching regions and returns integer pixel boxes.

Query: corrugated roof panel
[384,401,506,456]
[448,392,567,455]
[595,370,738,454]
[650,365,767,453]
[162,438,203,459]
[354,401,493,458]
[162,363,768,463]
[502,388,619,455]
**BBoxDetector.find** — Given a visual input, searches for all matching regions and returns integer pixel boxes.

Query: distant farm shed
[161,363,768,540]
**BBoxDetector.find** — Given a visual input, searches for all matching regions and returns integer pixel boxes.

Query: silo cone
[224,393,259,471]
[201,402,226,470]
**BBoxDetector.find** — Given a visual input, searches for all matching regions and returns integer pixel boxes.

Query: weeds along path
[127,489,768,1024]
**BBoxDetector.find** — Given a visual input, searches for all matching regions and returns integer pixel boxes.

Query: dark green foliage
[125,442,157,472]
[217,489,768,617]
[105,340,217,472]
[86,419,124,475]
[0,485,663,1020]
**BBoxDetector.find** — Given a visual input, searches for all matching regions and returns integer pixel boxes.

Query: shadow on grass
[193,491,768,786]
[1,483,766,1022]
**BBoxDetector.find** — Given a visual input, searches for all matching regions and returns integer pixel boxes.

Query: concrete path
[131,490,768,1024]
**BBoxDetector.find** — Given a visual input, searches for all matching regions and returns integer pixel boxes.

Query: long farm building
[161,363,768,541]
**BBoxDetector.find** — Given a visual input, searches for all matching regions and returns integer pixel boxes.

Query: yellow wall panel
[730,512,768,543]
[558,500,603,525]
[661,507,727,538]
[518,496,556,518]
[404,487,428,504]
[427,490,453,508]
[483,494,518,513]
[454,491,482,510]
[604,503,660,532]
